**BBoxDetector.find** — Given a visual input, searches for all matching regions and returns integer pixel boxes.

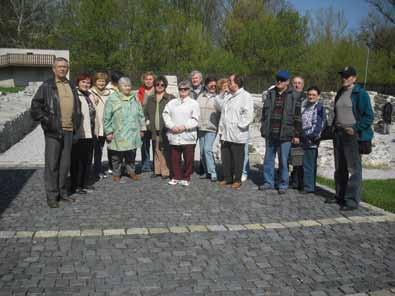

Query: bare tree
[367,0,395,24]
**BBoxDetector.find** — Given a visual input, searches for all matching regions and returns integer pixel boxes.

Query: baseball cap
[275,70,290,81]
[338,66,357,78]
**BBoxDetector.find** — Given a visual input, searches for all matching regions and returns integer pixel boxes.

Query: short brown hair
[92,71,109,85]
[217,78,228,92]
[141,71,156,83]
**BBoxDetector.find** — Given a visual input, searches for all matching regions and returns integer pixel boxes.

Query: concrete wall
[0,67,53,87]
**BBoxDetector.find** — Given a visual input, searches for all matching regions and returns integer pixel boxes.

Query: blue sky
[288,0,371,31]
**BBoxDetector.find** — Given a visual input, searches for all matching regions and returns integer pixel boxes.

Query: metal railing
[0,53,55,68]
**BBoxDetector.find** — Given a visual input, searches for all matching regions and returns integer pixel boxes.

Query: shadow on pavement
[0,168,36,217]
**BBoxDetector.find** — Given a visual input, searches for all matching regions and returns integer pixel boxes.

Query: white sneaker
[180,180,190,186]
[241,174,248,182]
[106,169,113,175]
[168,179,179,185]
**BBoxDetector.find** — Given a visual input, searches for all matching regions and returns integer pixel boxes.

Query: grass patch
[0,86,24,93]
[317,176,395,213]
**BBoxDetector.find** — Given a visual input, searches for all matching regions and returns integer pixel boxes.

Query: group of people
[31,58,374,213]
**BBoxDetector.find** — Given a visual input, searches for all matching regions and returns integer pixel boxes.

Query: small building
[0,48,69,87]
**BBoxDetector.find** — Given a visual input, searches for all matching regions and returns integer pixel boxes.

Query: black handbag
[359,140,372,154]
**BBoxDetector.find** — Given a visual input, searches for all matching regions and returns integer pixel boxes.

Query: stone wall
[0,83,40,153]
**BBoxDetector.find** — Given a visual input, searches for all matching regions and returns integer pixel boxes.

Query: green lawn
[317,176,395,213]
[0,86,24,93]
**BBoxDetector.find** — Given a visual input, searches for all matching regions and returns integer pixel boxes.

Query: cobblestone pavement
[0,166,394,295]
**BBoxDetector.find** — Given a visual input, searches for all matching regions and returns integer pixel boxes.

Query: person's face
[207,81,217,94]
[307,90,319,103]
[53,61,69,79]
[95,78,107,91]
[341,75,357,88]
[144,75,154,88]
[78,79,91,91]
[221,82,229,92]
[119,83,132,96]
[191,74,202,87]
[275,78,289,91]
[155,80,166,94]
[228,75,239,93]
[179,87,190,98]
[292,78,304,92]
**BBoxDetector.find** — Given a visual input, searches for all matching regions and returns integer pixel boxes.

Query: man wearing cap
[260,70,302,194]
[326,66,374,211]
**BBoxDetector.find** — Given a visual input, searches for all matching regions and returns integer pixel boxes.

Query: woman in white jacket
[163,80,200,186]
[218,74,254,190]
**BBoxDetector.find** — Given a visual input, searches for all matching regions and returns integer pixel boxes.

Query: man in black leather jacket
[31,57,82,208]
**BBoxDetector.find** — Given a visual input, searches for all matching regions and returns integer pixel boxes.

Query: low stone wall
[0,83,40,153]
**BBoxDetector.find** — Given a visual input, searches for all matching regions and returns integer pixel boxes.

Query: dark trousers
[303,147,318,192]
[93,136,106,176]
[70,138,93,190]
[170,144,195,181]
[221,141,245,183]
[107,148,114,170]
[141,131,152,170]
[112,149,136,177]
[44,131,73,202]
[334,130,362,208]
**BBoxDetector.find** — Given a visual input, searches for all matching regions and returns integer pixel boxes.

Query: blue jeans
[334,130,362,208]
[198,131,217,179]
[263,140,291,190]
[303,148,318,192]
[242,143,249,176]
[141,131,152,171]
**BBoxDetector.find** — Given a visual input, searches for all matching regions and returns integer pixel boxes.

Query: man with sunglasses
[326,66,374,211]
[260,70,302,194]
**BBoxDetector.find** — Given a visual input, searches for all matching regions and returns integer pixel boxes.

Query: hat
[338,66,357,77]
[276,70,290,81]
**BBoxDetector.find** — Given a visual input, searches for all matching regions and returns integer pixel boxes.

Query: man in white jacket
[163,80,200,186]
[218,74,254,190]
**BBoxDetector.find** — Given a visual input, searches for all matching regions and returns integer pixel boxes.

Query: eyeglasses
[178,88,189,91]
[155,83,165,87]
[208,84,217,88]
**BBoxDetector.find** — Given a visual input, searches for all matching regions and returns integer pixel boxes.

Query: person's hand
[344,127,354,135]
[106,133,113,142]
[292,137,300,145]
[171,127,179,133]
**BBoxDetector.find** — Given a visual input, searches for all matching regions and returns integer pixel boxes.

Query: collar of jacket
[116,91,134,101]
[90,86,111,97]
[230,87,244,98]
[177,96,192,103]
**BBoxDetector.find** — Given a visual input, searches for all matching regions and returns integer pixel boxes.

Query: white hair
[189,70,202,80]
[118,77,131,86]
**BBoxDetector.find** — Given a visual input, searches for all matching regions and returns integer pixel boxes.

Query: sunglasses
[178,88,189,91]
[155,83,165,87]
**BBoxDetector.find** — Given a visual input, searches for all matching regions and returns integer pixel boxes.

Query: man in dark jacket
[326,66,374,211]
[383,98,393,134]
[260,70,302,194]
[30,57,82,208]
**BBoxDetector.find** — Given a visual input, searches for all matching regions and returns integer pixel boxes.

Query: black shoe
[300,190,315,195]
[161,176,169,180]
[324,196,338,204]
[59,196,76,202]
[83,186,94,193]
[47,200,59,208]
[75,188,88,195]
[151,174,160,178]
[258,184,273,191]
[278,189,287,195]
[340,205,357,211]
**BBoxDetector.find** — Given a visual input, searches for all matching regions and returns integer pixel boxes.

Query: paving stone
[169,226,189,233]
[148,227,169,234]
[34,230,58,238]
[81,229,102,236]
[207,225,227,232]
[188,225,208,232]
[103,229,125,236]
[126,228,148,235]
[299,220,322,227]
[225,224,247,231]
[262,223,285,229]
[243,224,265,230]
[57,230,81,237]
